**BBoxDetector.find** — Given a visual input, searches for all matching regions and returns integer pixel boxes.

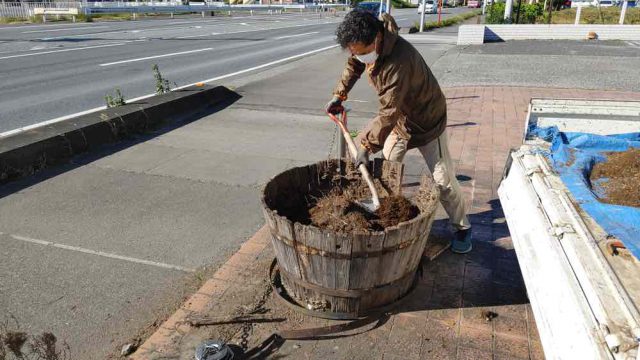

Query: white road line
[99,47,213,66]
[22,25,110,34]
[175,44,338,89]
[39,18,338,41]
[6,233,195,272]
[0,42,127,61]
[0,44,338,138]
[176,32,220,39]
[0,22,96,30]
[274,31,319,40]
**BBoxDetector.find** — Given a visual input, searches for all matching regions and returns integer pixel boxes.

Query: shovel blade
[357,199,379,214]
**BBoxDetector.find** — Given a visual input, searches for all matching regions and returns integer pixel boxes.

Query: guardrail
[0,1,345,19]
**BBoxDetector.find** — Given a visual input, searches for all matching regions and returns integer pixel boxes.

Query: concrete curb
[130,225,271,359]
[0,85,240,184]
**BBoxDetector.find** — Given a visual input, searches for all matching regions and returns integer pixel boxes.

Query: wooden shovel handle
[330,113,381,209]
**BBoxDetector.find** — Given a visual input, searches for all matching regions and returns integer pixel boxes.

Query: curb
[130,225,271,359]
[0,85,240,184]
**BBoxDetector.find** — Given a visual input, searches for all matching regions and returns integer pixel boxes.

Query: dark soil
[309,185,419,233]
[590,148,640,207]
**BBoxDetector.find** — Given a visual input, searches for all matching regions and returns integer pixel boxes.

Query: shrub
[486,2,506,23]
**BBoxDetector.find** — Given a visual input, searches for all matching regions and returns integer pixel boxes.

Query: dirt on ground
[308,184,419,233]
[590,148,640,207]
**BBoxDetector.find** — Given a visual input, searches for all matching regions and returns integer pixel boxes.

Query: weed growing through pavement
[105,88,126,108]
[152,64,173,95]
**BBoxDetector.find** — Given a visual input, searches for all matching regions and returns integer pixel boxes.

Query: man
[326,9,472,253]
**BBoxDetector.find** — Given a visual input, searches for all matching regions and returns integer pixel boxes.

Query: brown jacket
[333,14,447,153]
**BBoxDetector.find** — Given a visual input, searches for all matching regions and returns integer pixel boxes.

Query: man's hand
[354,146,369,168]
[325,96,343,115]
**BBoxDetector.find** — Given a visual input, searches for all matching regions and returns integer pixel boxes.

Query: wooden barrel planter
[261,159,439,318]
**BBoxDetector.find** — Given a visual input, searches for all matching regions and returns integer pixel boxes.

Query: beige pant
[382,129,471,231]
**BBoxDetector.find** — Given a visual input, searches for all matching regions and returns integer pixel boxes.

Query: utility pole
[419,0,426,31]
[619,0,628,24]
[504,0,513,21]
[386,0,391,14]
[547,0,552,24]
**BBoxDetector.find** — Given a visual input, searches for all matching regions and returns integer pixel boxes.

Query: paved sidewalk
[133,86,640,360]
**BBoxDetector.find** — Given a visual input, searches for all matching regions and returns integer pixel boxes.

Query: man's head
[336,9,383,61]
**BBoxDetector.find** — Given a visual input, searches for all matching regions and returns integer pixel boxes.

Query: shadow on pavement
[0,92,241,200]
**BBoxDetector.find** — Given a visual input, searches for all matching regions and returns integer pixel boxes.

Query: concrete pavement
[131,56,640,360]
[434,39,640,91]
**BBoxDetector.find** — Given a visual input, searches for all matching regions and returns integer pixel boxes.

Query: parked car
[356,1,387,14]
[467,0,481,7]
[571,0,593,7]
[418,0,437,13]
[597,0,615,6]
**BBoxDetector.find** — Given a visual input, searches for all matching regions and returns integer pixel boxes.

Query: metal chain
[240,323,251,351]
[327,124,338,160]
[239,283,273,351]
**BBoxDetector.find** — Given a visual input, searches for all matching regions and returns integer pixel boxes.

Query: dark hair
[335,9,383,49]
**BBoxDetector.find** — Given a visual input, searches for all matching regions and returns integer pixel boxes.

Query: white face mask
[355,50,378,65]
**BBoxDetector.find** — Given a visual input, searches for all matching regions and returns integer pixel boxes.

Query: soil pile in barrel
[590,148,640,207]
[309,186,419,233]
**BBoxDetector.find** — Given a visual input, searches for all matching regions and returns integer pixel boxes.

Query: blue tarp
[528,125,640,260]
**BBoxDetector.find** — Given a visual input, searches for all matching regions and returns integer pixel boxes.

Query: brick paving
[133,86,640,360]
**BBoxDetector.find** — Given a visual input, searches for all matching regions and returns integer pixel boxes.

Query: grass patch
[410,9,481,32]
[0,16,45,24]
[392,0,419,8]
[485,3,640,24]
[78,13,135,22]
[550,7,640,24]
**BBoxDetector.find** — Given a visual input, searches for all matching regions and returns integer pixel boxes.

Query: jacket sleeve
[359,61,410,153]
[333,56,366,100]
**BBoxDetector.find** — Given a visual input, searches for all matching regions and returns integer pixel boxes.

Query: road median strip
[0,85,240,184]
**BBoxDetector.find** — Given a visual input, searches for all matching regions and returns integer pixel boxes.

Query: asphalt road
[0,7,474,133]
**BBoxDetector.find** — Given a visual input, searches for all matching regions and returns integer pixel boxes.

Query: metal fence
[0,2,81,18]
[0,1,343,18]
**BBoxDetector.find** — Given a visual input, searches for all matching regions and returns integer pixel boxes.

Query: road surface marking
[22,25,109,34]
[39,18,338,41]
[99,47,213,67]
[176,32,220,39]
[0,45,338,138]
[275,31,319,40]
[0,42,127,61]
[0,22,96,30]
[176,44,339,89]
[5,233,195,272]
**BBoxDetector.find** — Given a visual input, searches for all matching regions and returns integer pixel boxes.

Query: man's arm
[333,56,366,100]
[357,61,409,153]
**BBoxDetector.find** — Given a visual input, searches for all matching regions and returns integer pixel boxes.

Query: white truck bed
[498,99,640,360]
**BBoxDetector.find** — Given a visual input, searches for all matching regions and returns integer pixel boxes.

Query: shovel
[327,110,381,213]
